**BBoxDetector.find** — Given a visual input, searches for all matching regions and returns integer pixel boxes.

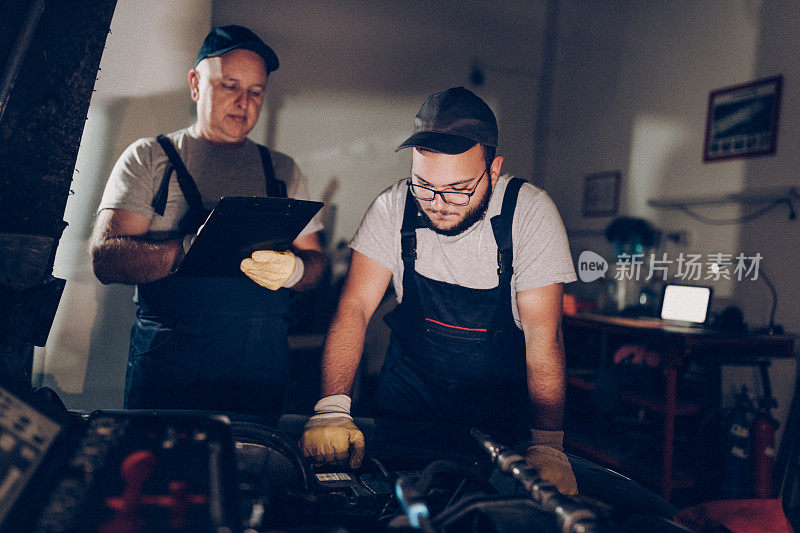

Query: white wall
[212,0,549,245]
[546,0,799,444]
[33,0,212,409]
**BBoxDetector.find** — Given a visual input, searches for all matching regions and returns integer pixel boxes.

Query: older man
[300,87,578,495]
[91,26,325,417]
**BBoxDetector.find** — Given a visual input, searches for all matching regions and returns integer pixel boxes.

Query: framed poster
[703,75,783,162]
[582,171,620,217]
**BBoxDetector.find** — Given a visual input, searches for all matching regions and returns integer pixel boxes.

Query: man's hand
[301,419,365,469]
[524,429,577,495]
[525,445,578,495]
[240,250,302,290]
[299,395,365,469]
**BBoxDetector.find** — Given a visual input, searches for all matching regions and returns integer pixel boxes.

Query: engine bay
[0,379,689,533]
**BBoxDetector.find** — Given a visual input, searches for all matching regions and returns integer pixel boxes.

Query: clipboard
[175,196,323,277]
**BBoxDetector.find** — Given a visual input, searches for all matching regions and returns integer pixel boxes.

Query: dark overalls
[124,135,290,418]
[373,178,531,443]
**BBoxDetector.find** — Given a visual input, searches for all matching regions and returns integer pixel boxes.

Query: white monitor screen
[660,285,711,324]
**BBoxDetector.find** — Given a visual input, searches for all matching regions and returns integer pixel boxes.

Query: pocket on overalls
[421,320,489,383]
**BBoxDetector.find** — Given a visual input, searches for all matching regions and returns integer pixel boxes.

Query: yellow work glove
[299,395,365,469]
[240,250,303,290]
[524,429,578,495]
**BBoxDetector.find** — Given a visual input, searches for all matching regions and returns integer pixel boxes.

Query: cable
[413,460,485,494]
[368,455,391,480]
[753,263,783,334]
[433,497,531,530]
[443,478,468,511]
[677,198,792,225]
[760,265,778,330]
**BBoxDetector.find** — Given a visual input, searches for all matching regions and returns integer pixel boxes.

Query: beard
[415,179,493,236]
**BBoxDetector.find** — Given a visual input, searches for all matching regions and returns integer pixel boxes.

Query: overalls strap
[153,134,205,216]
[489,177,526,332]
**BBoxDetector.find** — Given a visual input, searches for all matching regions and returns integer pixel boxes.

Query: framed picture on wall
[703,75,783,162]
[582,171,620,217]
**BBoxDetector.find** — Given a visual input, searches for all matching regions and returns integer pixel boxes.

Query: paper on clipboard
[175,196,322,277]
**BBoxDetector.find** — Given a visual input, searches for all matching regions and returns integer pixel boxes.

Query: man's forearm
[92,236,181,285]
[525,327,566,431]
[320,301,370,397]
[291,249,326,292]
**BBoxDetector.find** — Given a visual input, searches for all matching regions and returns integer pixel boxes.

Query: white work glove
[240,250,304,290]
[299,395,365,469]
[524,429,578,495]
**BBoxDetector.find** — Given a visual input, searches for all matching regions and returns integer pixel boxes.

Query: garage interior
[1,1,799,531]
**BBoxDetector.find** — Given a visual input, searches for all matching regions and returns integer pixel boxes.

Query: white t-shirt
[350,175,576,328]
[98,126,322,237]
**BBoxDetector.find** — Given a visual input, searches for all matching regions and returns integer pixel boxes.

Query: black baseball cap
[196,25,279,73]
[396,86,498,154]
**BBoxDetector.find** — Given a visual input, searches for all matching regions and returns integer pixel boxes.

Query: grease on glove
[300,418,365,469]
[525,444,578,495]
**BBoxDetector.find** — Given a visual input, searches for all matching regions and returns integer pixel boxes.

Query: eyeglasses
[406,169,487,206]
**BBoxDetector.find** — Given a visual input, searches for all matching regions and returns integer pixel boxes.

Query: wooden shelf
[567,375,703,416]
[563,313,795,502]
[647,186,799,209]
[567,373,596,392]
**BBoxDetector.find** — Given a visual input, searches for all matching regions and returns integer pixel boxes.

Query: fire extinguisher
[752,363,780,499]
[721,386,754,500]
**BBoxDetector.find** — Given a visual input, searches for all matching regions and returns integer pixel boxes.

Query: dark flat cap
[196,25,279,73]
[396,86,497,154]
